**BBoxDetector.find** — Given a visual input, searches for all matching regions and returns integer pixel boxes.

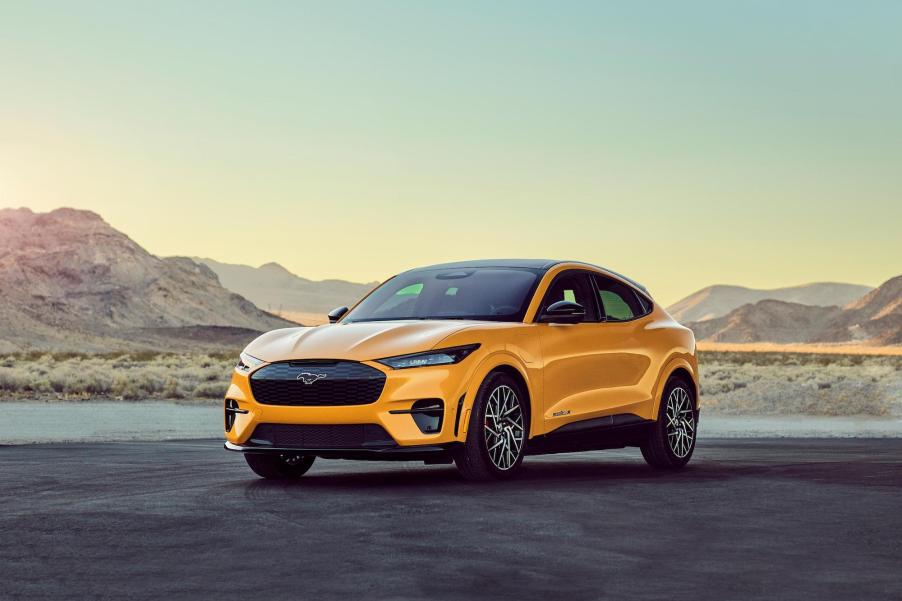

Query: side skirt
[526,413,653,456]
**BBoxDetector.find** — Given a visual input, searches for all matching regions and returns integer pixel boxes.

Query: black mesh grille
[248,423,395,448]
[250,361,386,406]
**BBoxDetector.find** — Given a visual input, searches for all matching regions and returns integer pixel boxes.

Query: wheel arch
[460,352,537,440]
[652,356,699,416]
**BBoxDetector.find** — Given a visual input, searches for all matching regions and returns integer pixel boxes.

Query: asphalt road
[2,439,901,601]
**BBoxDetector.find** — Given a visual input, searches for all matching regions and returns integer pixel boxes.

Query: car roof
[406,259,651,296]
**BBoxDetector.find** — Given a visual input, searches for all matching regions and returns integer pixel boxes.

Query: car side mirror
[539,300,586,324]
[328,306,349,323]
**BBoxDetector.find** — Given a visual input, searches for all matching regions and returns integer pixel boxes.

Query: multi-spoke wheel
[483,384,526,471]
[455,372,528,481]
[641,376,697,469]
[665,386,695,458]
[244,452,315,479]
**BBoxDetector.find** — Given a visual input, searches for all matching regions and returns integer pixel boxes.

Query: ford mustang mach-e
[224,260,698,481]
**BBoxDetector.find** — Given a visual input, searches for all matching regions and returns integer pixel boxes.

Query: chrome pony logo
[296,372,327,385]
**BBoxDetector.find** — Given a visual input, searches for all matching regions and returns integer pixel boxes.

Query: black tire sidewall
[245,453,315,479]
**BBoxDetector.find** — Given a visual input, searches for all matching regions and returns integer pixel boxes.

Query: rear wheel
[641,376,697,469]
[454,372,528,481]
[244,453,315,479]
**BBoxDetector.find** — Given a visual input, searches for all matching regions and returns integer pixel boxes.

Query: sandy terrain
[1,351,899,421]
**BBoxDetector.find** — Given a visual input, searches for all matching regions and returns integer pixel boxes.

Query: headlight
[376,344,480,369]
[236,351,266,373]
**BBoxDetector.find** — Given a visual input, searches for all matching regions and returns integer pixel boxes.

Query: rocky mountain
[820,276,902,345]
[0,208,293,352]
[687,301,843,344]
[667,282,872,323]
[687,276,901,345]
[195,258,377,320]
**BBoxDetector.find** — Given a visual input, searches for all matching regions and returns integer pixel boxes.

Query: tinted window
[594,275,645,321]
[634,291,653,315]
[540,271,599,322]
[344,267,541,323]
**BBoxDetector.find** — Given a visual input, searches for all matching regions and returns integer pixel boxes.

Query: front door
[536,270,607,431]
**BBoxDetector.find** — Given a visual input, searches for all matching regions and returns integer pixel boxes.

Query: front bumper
[224,440,459,462]
[223,358,475,451]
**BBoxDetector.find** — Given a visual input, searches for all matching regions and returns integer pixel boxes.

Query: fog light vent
[411,399,444,434]
[225,399,247,432]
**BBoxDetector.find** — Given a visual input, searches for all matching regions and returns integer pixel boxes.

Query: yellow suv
[224,260,698,481]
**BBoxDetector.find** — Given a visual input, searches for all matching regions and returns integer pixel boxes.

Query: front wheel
[641,377,697,469]
[454,372,528,481]
[244,453,315,479]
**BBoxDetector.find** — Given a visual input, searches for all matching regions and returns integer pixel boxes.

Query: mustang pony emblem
[296,372,327,385]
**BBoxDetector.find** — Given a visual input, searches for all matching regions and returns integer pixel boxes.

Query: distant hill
[687,276,901,346]
[820,275,902,345]
[0,208,293,352]
[687,301,842,344]
[195,258,377,318]
[667,282,872,323]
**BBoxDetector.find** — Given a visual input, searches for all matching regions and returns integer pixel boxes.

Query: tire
[244,452,315,479]
[454,372,529,481]
[641,376,697,469]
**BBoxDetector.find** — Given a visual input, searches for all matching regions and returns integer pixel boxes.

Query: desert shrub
[0,369,29,391]
[1,350,899,414]
[697,351,901,416]
[192,381,226,398]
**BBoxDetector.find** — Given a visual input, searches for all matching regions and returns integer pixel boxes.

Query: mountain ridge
[686,276,901,346]
[0,207,293,352]
[667,282,873,323]
[194,257,377,316]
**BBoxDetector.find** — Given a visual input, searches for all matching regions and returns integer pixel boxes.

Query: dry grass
[1,350,900,416]
[0,353,235,401]
[698,342,902,356]
[698,351,902,416]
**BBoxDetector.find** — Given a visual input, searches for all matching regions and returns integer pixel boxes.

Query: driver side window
[539,272,599,322]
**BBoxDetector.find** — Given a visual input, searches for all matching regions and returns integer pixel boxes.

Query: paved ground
[2,439,901,601]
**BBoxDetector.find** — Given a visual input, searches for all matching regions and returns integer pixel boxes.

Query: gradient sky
[1,1,900,306]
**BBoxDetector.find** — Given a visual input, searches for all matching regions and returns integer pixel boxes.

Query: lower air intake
[248,423,395,449]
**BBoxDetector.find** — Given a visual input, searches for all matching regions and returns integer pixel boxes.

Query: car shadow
[235,455,746,497]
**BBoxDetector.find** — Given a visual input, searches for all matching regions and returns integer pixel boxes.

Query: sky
[1,1,900,306]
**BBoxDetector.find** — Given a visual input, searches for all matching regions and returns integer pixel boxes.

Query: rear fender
[651,355,699,417]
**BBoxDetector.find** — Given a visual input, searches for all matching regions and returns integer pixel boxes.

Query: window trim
[591,273,653,323]
[533,269,605,323]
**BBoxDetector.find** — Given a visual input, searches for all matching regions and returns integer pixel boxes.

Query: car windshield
[343,267,542,323]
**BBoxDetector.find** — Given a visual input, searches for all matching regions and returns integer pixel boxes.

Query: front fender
[456,350,539,441]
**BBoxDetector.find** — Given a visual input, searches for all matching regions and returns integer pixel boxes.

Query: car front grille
[247,423,395,448]
[250,361,386,406]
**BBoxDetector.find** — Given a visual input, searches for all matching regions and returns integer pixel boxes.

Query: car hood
[243,320,484,363]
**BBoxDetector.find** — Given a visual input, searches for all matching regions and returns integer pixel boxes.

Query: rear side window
[634,291,653,314]
[593,275,646,322]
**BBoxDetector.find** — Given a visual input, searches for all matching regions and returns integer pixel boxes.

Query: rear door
[588,273,655,417]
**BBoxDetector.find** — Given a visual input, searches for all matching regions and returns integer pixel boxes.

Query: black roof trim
[404,259,650,296]
[408,259,561,271]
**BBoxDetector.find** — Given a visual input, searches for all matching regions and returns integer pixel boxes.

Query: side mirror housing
[539,300,586,324]
[328,306,349,323]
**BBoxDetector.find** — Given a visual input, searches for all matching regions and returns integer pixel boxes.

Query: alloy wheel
[665,386,695,458]
[483,384,525,470]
